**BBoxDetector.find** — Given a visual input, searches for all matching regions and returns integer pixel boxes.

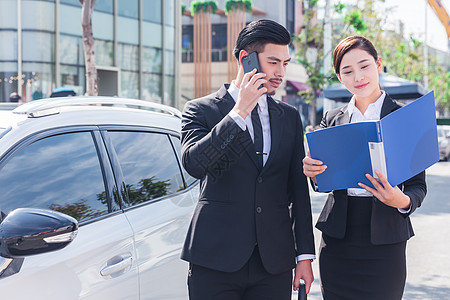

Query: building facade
[0,0,181,108]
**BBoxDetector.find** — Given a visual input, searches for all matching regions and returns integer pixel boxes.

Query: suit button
[256,207,262,213]
[257,177,263,183]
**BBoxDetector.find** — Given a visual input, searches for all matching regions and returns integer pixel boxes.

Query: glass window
[0,63,18,102]
[22,62,54,101]
[21,0,55,31]
[117,17,138,44]
[142,21,162,48]
[164,50,174,75]
[118,0,138,18]
[60,0,81,6]
[60,64,85,96]
[108,131,184,206]
[60,4,82,36]
[0,31,17,63]
[169,135,197,187]
[95,39,114,66]
[142,46,161,73]
[60,34,83,65]
[143,0,161,23]
[120,71,138,98]
[142,73,161,102]
[92,10,114,40]
[0,132,108,223]
[22,31,54,63]
[164,25,175,51]
[118,43,138,71]
[94,0,113,13]
[164,0,175,26]
[0,0,18,29]
[164,75,174,106]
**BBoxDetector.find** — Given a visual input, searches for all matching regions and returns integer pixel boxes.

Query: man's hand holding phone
[233,52,267,119]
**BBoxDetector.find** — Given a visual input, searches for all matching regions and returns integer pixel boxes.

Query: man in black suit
[180,20,315,300]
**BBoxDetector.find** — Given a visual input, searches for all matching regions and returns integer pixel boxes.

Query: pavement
[292,161,450,300]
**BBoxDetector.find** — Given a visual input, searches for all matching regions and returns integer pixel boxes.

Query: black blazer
[180,84,315,274]
[315,94,427,244]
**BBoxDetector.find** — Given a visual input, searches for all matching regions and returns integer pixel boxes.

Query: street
[293,161,450,300]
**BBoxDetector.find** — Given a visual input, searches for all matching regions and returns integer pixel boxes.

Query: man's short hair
[233,19,291,60]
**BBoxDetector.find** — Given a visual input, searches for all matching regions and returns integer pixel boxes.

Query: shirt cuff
[296,254,316,262]
[398,205,411,214]
[228,110,247,131]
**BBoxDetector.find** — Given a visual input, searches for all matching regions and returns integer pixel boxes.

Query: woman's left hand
[358,170,411,210]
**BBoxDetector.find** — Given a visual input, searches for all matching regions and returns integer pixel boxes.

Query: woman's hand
[358,171,411,210]
[302,151,327,183]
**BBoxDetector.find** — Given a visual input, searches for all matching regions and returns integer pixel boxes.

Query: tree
[79,0,98,96]
[294,0,366,126]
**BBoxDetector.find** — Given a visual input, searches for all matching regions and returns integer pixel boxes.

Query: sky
[321,0,450,52]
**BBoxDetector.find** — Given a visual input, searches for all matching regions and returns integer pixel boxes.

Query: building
[0,0,181,108]
[180,0,309,115]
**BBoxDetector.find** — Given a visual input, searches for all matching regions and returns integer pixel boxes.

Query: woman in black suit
[303,36,427,300]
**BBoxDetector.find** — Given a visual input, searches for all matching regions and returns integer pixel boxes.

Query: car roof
[0,97,182,142]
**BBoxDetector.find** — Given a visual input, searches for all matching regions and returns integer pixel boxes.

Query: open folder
[306,91,439,192]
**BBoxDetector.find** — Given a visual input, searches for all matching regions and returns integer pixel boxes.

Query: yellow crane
[428,0,450,40]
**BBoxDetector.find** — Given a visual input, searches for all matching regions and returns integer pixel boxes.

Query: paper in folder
[306,91,439,192]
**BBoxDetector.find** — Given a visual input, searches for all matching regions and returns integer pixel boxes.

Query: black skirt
[319,196,407,300]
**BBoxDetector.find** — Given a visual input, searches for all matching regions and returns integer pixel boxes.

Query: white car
[438,125,450,161]
[0,97,198,299]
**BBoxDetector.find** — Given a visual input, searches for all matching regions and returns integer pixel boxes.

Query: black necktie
[251,104,263,167]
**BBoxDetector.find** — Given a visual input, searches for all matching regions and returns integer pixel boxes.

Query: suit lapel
[380,94,400,118]
[214,85,262,170]
[334,105,351,125]
[261,96,284,172]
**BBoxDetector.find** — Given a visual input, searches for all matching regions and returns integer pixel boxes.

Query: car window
[108,131,184,206]
[169,135,197,187]
[0,132,108,223]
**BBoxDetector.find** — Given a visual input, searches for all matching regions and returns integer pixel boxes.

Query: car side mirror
[0,208,78,258]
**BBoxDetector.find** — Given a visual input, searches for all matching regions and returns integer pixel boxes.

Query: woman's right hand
[302,151,327,183]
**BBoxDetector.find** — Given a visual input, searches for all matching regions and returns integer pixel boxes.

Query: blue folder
[306,91,439,192]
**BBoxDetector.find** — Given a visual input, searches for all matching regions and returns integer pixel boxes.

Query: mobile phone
[242,51,262,74]
[241,52,263,88]
[298,283,307,300]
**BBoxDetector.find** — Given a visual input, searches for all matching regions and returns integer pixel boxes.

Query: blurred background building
[0,0,181,107]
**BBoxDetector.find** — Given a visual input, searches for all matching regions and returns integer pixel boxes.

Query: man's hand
[358,171,411,210]
[293,259,314,294]
[232,69,267,119]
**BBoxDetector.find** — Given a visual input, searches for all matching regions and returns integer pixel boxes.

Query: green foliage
[334,2,345,14]
[182,3,186,15]
[224,0,252,14]
[344,11,367,33]
[190,0,218,15]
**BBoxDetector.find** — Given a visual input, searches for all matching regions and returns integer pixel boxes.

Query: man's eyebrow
[266,56,291,62]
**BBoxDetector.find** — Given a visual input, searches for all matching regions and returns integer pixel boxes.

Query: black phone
[298,283,307,300]
[241,52,263,89]
[241,51,262,74]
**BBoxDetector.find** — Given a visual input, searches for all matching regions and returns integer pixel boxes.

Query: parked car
[438,125,450,161]
[0,97,198,299]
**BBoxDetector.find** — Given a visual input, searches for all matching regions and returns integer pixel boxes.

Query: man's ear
[238,50,249,66]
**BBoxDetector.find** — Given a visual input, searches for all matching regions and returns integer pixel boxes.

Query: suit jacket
[180,84,315,274]
[315,94,427,244]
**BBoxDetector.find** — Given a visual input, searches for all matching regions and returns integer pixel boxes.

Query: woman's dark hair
[333,36,378,75]
[233,19,291,60]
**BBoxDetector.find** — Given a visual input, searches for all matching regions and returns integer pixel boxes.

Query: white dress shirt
[347,91,410,213]
[226,82,316,262]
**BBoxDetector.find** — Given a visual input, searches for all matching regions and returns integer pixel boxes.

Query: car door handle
[100,255,133,277]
